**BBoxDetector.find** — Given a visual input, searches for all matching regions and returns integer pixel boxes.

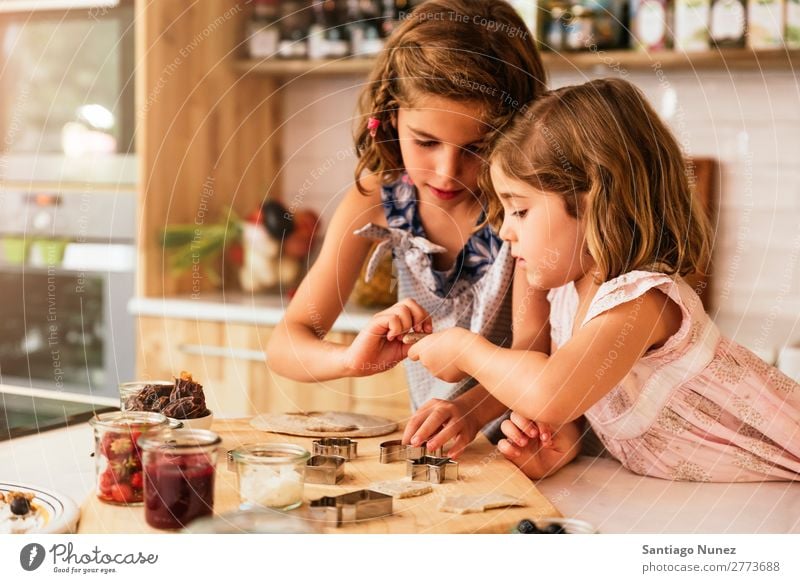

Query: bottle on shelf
[278,0,312,59]
[563,4,595,51]
[308,0,349,59]
[709,0,747,48]
[631,0,671,51]
[247,0,280,59]
[352,0,385,57]
[546,5,568,51]
[673,0,712,51]
[381,0,414,40]
[747,0,784,49]
[584,0,630,49]
[789,0,800,48]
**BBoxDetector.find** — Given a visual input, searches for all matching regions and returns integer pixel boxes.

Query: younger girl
[409,78,800,481]
[267,0,551,455]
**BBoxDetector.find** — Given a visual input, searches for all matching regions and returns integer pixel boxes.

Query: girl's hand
[500,412,555,449]
[343,299,432,376]
[407,328,472,383]
[401,397,479,459]
[498,416,583,479]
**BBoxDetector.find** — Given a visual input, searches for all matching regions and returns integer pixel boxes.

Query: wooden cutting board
[78,418,561,534]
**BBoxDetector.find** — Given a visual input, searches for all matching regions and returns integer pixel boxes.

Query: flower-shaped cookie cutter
[378,439,443,464]
[407,456,459,483]
[312,437,357,460]
[309,489,393,528]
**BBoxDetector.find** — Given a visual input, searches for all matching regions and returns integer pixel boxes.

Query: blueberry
[516,519,541,534]
[10,496,31,516]
[543,523,566,534]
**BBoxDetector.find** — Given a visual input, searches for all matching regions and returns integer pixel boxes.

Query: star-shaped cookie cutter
[312,437,358,460]
[309,489,393,528]
[378,439,443,464]
[407,455,459,483]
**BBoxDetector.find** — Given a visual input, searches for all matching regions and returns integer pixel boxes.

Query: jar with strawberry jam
[138,429,221,530]
[89,411,171,505]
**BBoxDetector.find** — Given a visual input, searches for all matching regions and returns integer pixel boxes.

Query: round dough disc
[249,411,397,437]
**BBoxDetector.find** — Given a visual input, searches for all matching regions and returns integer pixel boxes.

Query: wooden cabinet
[136,317,410,421]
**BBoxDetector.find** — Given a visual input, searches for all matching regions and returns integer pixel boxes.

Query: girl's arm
[409,288,682,426]
[401,266,553,455]
[450,268,554,430]
[266,176,385,381]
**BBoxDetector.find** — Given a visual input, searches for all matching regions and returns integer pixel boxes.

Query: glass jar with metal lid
[138,428,222,530]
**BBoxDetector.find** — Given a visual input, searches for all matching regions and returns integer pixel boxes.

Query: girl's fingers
[400,299,432,332]
[390,306,415,339]
[402,410,428,444]
[510,411,538,439]
[364,314,391,336]
[536,422,552,445]
[386,315,407,342]
[409,408,450,447]
[509,410,530,427]
[446,433,470,459]
[501,419,529,448]
[498,439,522,459]
[425,419,463,452]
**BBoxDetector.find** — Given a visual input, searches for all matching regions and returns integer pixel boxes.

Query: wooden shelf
[236,48,800,80]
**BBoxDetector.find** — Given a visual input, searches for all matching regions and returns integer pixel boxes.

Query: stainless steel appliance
[0,188,135,400]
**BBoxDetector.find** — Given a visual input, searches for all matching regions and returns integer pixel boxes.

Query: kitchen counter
[536,456,800,534]
[128,293,376,333]
[78,418,559,534]
[129,295,800,362]
[3,418,799,534]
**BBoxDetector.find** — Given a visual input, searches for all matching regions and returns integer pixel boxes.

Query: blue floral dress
[354,174,515,438]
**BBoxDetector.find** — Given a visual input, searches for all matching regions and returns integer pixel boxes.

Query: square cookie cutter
[407,456,459,483]
[312,437,357,460]
[309,489,393,528]
[379,439,443,463]
[305,455,345,485]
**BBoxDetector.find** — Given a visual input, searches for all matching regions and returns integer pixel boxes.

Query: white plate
[0,481,80,534]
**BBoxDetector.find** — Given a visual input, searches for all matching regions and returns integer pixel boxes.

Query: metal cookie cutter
[401,332,429,345]
[309,489,393,528]
[379,439,443,463]
[407,456,459,483]
[312,437,357,460]
[305,455,345,485]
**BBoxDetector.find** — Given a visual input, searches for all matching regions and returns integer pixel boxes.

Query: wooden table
[78,419,560,533]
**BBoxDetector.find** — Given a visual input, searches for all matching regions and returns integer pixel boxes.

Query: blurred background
[0,0,799,439]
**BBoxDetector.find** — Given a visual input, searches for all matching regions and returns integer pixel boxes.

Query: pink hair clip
[367,116,380,138]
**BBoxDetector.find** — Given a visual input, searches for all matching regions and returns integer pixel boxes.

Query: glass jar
[229,443,310,511]
[547,7,567,51]
[118,380,173,411]
[564,6,595,51]
[247,0,280,59]
[89,411,170,506]
[138,429,222,530]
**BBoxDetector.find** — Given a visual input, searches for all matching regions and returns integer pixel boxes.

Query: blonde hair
[489,78,712,279]
[354,0,547,223]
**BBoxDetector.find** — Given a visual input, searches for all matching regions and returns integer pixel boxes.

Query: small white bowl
[171,410,214,430]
